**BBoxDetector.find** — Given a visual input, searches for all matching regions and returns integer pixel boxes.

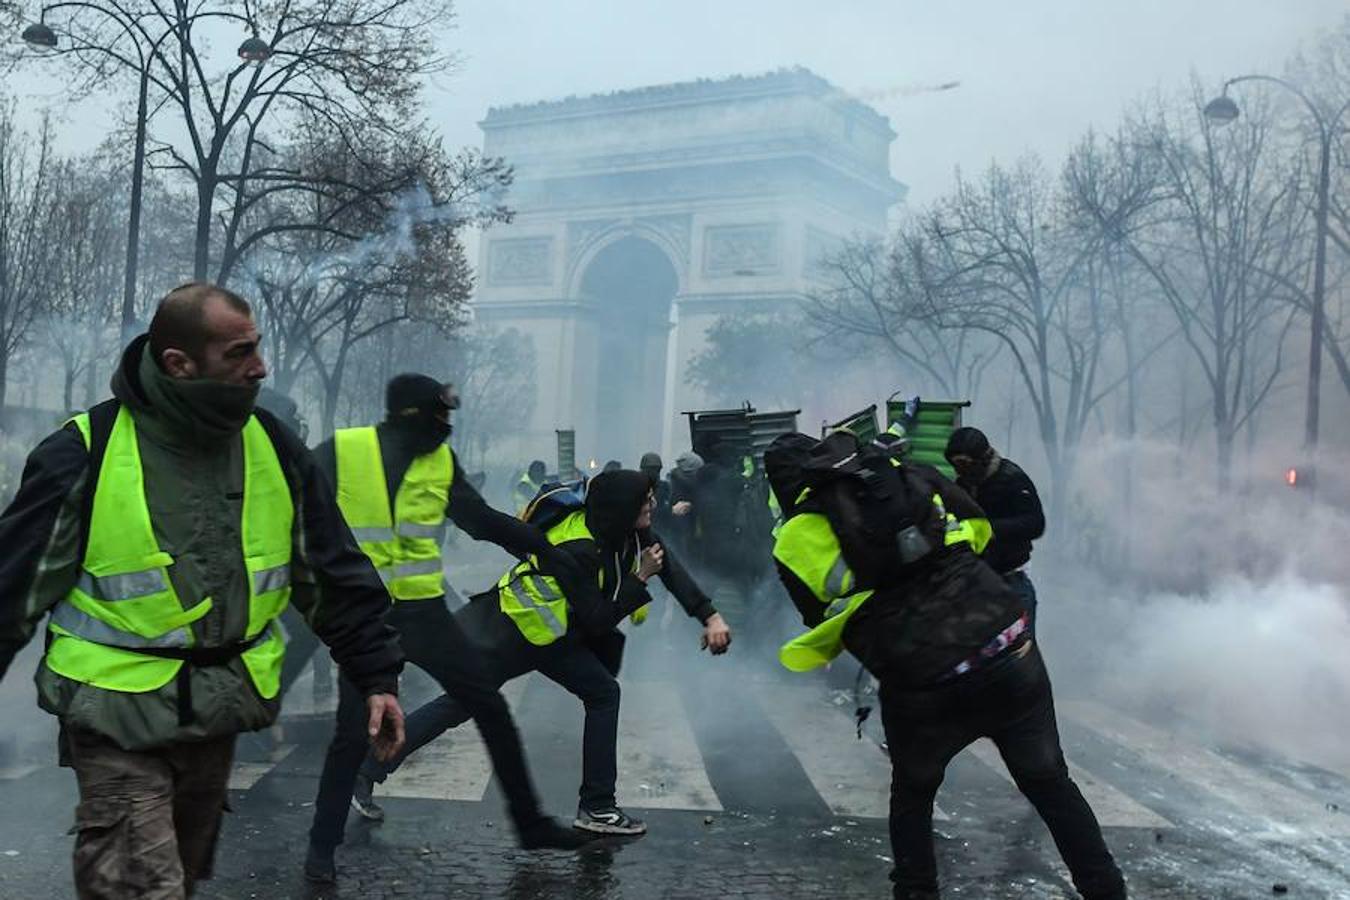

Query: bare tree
[12,0,460,282]
[806,234,994,398]
[40,158,124,409]
[906,158,1128,513]
[0,104,57,418]
[242,127,505,435]
[1073,89,1310,486]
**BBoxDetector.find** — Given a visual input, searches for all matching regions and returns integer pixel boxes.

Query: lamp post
[1204,76,1348,480]
[22,7,270,344]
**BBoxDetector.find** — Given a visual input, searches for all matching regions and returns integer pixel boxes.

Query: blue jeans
[1005,570,1037,634]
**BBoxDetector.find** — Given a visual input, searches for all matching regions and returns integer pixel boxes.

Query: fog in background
[0,0,1347,837]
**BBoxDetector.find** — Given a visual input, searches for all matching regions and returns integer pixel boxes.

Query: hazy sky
[7,1,1345,208]
[425,0,1344,206]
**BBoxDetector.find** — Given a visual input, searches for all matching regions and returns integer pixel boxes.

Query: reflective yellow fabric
[775,489,988,672]
[47,408,292,696]
[497,510,593,645]
[334,426,453,601]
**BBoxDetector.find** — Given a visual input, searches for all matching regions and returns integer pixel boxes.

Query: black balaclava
[385,372,456,455]
[945,426,995,482]
[764,432,821,518]
[585,470,651,549]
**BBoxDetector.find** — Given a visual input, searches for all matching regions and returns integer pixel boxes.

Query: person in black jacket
[766,433,1124,900]
[352,470,732,836]
[945,427,1046,630]
[305,375,594,883]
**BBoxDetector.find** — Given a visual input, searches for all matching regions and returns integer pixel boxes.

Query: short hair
[147,282,252,368]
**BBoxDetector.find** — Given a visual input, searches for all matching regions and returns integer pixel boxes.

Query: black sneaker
[303,844,336,884]
[350,773,385,822]
[573,805,647,835]
[519,817,600,850]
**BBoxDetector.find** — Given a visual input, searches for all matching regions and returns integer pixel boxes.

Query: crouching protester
[763,432,1125,900]
[352,470,732,836]
[0,283,406,900]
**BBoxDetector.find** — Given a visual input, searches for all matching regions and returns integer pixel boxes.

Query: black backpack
[799,431,944,590]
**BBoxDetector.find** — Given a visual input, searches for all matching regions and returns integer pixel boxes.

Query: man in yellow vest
[0,283,407,900]
[353,469,732,836]
[764,432,1126,900]
[514,459,547,514]
[305,373,594,881]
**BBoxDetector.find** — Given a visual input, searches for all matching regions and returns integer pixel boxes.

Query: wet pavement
[1,608,1348,899]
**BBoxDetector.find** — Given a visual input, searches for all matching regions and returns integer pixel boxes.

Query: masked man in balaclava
[304,373,594,883]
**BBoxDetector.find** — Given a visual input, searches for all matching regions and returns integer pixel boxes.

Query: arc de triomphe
[472,68,904,466]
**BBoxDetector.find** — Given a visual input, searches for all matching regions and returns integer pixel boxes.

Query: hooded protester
[306,372,594,883]
[944,426,1046,629]
[0,282,406,899]
[353,469,731,838]
[514,459,548,514]
[764,432,1125,900]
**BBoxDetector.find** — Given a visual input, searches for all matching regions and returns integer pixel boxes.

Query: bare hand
[638,543,665,581]
[366,693,406,762]
[700,613,732,655]
[672,501,692,517]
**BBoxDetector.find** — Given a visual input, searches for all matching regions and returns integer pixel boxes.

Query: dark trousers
[1005,570,1037,634]
[308,599,546,850]
[63,727,236,900]
[879,642,1125,900]
[363,628,622,810]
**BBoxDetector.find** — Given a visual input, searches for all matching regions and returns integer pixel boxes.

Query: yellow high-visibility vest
[774,492,991,672]
[45,406,292,698]
[334,426,452,601]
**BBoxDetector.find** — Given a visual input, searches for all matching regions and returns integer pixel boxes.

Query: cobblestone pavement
[2,616,1349,898]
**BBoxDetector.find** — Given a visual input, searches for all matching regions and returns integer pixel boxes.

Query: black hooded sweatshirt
[765,434,1025,687]
[467,470,716,647]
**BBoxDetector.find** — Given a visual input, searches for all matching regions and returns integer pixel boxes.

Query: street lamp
[237,35,272,63]
[1205,76,1349,482]
[21,8,271,344]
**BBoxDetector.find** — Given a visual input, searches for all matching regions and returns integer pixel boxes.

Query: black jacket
[957,458,1044,574]
[772,458,1024,687]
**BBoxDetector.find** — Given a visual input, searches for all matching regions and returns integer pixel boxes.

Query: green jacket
[0,336,403,751]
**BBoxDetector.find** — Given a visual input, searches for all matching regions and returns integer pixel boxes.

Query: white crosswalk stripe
[754,681,948,821]
[224,683,1346,840]
[380,676,531,802]
[962,738,1172,829]
[616,680,721,810]
[1062,700,1350,837]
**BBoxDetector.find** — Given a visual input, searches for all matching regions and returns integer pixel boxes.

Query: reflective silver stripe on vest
[253,564,291,596]
[393,559,442,579]
[506,575,566,638]
[49,602,191,649]
[350,526,395,544]
[823,556,851,600]
[398,522,446,541]
[76,568,168,602]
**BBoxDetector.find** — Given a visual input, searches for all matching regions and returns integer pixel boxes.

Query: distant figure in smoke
[602,459,622,473]
[765,431,1125,900]
[640,451,675,538]
[945,427,1045,632]
[514,459,547,515]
